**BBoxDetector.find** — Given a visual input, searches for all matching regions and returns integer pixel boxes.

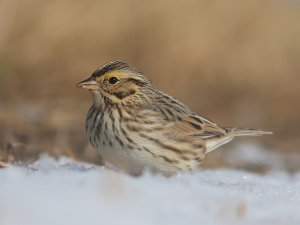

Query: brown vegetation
[0,0,299,170]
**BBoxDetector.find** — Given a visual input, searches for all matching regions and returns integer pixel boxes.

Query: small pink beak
[77,77,99,91]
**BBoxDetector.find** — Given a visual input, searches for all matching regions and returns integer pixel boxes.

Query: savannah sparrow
[78,60,271,175]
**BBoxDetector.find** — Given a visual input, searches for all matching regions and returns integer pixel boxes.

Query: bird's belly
[94,139,181,175]
[98,144,137,167]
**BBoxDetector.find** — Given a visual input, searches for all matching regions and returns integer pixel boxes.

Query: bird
[77,60,272,175]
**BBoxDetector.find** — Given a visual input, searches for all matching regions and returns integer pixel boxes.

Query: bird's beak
[77,77,99,90]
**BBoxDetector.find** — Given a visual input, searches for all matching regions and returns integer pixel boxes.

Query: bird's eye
[108,77,119,85]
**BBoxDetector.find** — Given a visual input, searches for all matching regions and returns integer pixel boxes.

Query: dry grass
[0,0,299,169]
[0,161,8,168]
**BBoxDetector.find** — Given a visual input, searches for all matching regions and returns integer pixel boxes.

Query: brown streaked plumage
[77,60,272,175]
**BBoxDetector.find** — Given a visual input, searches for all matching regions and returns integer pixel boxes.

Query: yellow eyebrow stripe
[95,70,124,82]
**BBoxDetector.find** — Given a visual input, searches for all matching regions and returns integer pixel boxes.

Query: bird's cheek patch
[113,89,136,99]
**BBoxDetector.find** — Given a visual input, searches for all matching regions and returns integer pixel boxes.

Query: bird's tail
[224,127,273,137]
[206,128,272,153]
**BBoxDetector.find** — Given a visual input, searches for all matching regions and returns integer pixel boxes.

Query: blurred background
[0,0,299,172]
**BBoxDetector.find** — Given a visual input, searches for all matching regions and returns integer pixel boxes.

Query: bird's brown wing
[136,104,228,150]
[134,103,233,170]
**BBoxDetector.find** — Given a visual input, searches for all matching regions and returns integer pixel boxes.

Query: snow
[0,153,300,225]
[223,143,285,169]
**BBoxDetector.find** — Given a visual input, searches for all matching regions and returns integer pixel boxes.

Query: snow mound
[0,155,299,225]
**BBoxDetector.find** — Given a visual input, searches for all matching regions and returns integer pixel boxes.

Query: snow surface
[0,155,300,225]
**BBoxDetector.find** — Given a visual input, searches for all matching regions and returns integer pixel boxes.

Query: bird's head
[77,60,153,105]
